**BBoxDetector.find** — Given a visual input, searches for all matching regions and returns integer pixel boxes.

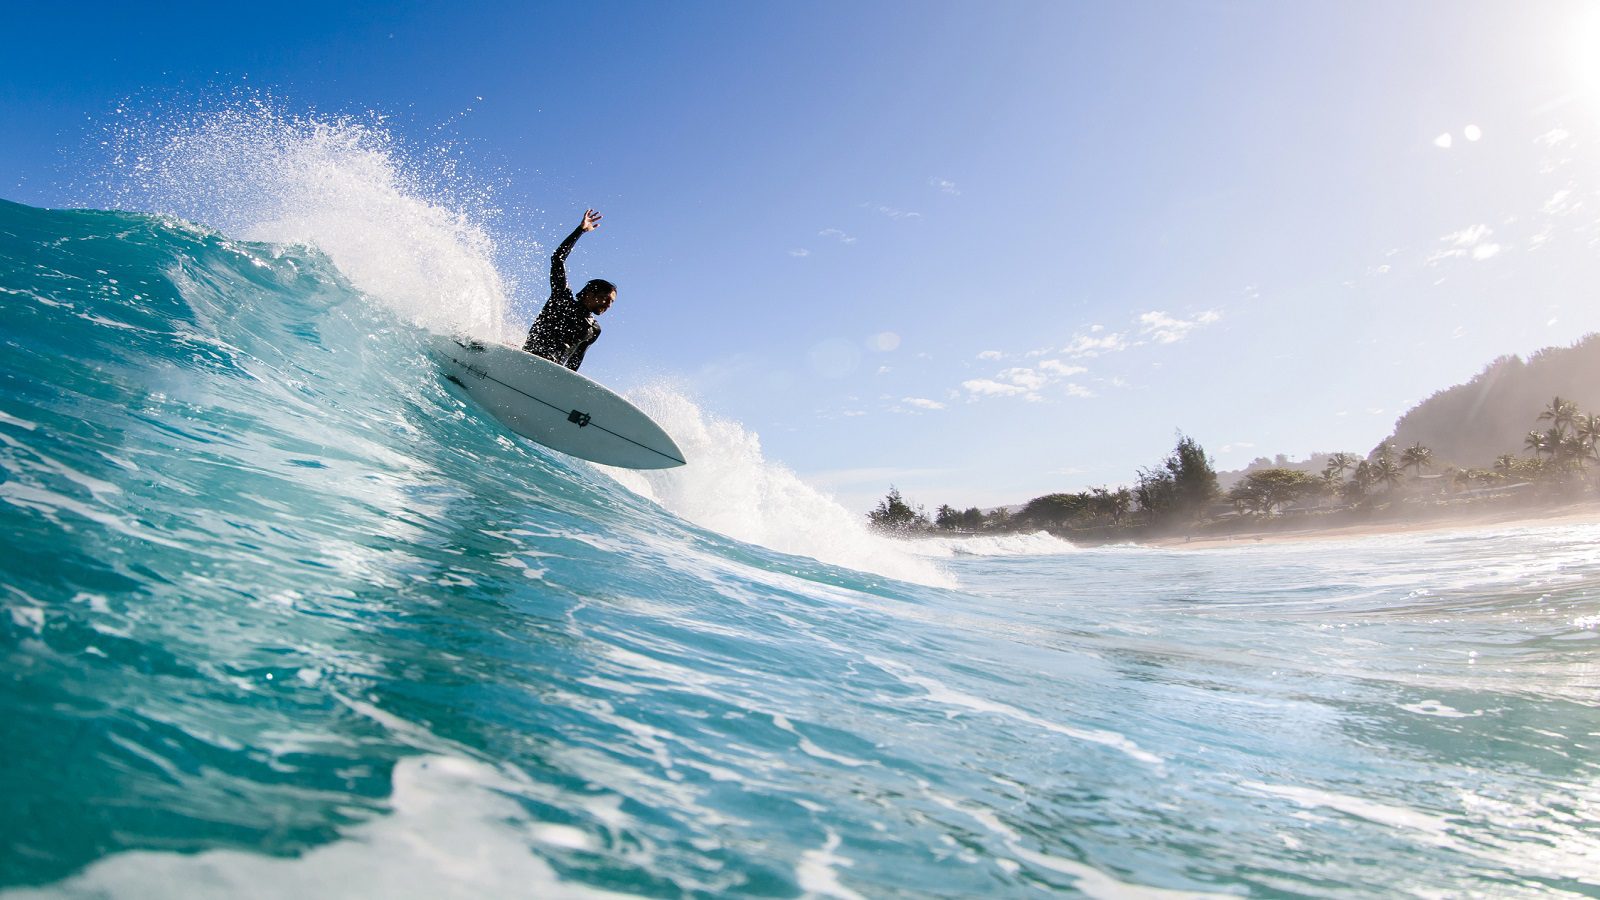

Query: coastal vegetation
[1389,332,1600,466]
[867,432,1224,539]
[865,335,1600,542]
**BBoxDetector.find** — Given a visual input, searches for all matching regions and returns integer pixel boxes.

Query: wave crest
[100,97,516,339]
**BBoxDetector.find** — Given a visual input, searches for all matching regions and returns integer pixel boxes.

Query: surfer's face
[581,289,616,315]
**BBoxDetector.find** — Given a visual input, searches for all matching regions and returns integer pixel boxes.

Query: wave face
[4,188,1600,895]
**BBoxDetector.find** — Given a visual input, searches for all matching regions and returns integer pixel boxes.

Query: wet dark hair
[579,278,617,300]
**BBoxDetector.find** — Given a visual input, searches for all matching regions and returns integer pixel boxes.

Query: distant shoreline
[1134,497,1600,550]
[894,487,1600,552]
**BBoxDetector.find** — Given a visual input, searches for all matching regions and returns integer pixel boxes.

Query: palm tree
[1538,396,1578,436]
[1525,429,1553,459]
[1494,453,1517,474]
[1399,443,1434,477]
[1371,440,1395,464]
[1351,460,1372,488]
[1321,452,1357,481]
[1371,456,1403,491]
[1545,426,1570,467]
[1341,460,1372,503]
[1576,413,1600,462]
[1560,431,1590,470]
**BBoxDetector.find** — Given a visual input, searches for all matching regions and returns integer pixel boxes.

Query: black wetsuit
[523,227,600,371]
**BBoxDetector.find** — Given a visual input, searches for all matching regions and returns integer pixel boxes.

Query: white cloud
[929,177,960,195]
[1447,224,1491,246]
[864,203,921,220]
[962,379,1030,397]
[997,367,1049,391]
[1543,187,1576,215]
[1138,312,1187,342]
[902,397,945,410]
[1434,132,1453,149]
[789,248,810,257]
[1061,331,1129,357]
[818,228,856,244]
[1537,128,1570,147]
[1138,309,1221,344]
[1428,224,1500,264]
[963,359,1096,403]
[960,310,1213,404]
[1038,359,1087,376]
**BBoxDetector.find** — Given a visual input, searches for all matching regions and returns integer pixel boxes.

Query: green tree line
[866,395,1600,536]
[867,432,1220,536]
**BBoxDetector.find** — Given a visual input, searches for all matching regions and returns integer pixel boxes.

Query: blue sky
[5,1,1600,513]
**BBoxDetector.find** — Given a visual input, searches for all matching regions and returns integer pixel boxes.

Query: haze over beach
[4,3,1600,897]
[5,1,1600,514]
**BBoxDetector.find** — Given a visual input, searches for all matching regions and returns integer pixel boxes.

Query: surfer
[522,209,617,372]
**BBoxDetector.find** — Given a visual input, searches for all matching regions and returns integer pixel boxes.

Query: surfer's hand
[579,209,602,232]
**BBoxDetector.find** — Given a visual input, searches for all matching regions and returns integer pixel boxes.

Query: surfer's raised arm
[550,209,602,296]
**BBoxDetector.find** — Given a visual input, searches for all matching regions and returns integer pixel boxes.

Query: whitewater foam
[603,387,954,588]
[100,98,517,340]
[902,531,1079,558]
[2,756,631,900]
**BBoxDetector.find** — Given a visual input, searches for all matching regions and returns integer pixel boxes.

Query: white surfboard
[430,335,686,470]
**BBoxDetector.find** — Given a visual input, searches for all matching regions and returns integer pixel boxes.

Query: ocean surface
[3,132,1599,897]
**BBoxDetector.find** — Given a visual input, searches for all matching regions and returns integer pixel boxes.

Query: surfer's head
[579,279,617,315]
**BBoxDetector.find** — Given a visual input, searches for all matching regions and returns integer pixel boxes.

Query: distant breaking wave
[899,531,1079,558]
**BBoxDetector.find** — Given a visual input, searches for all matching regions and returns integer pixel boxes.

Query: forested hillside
[1387,334,1600,466]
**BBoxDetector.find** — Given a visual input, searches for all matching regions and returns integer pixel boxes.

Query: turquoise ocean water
[3,145,1599,896]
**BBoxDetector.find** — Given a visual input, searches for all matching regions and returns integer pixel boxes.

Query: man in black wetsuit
[522,209,616,372]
